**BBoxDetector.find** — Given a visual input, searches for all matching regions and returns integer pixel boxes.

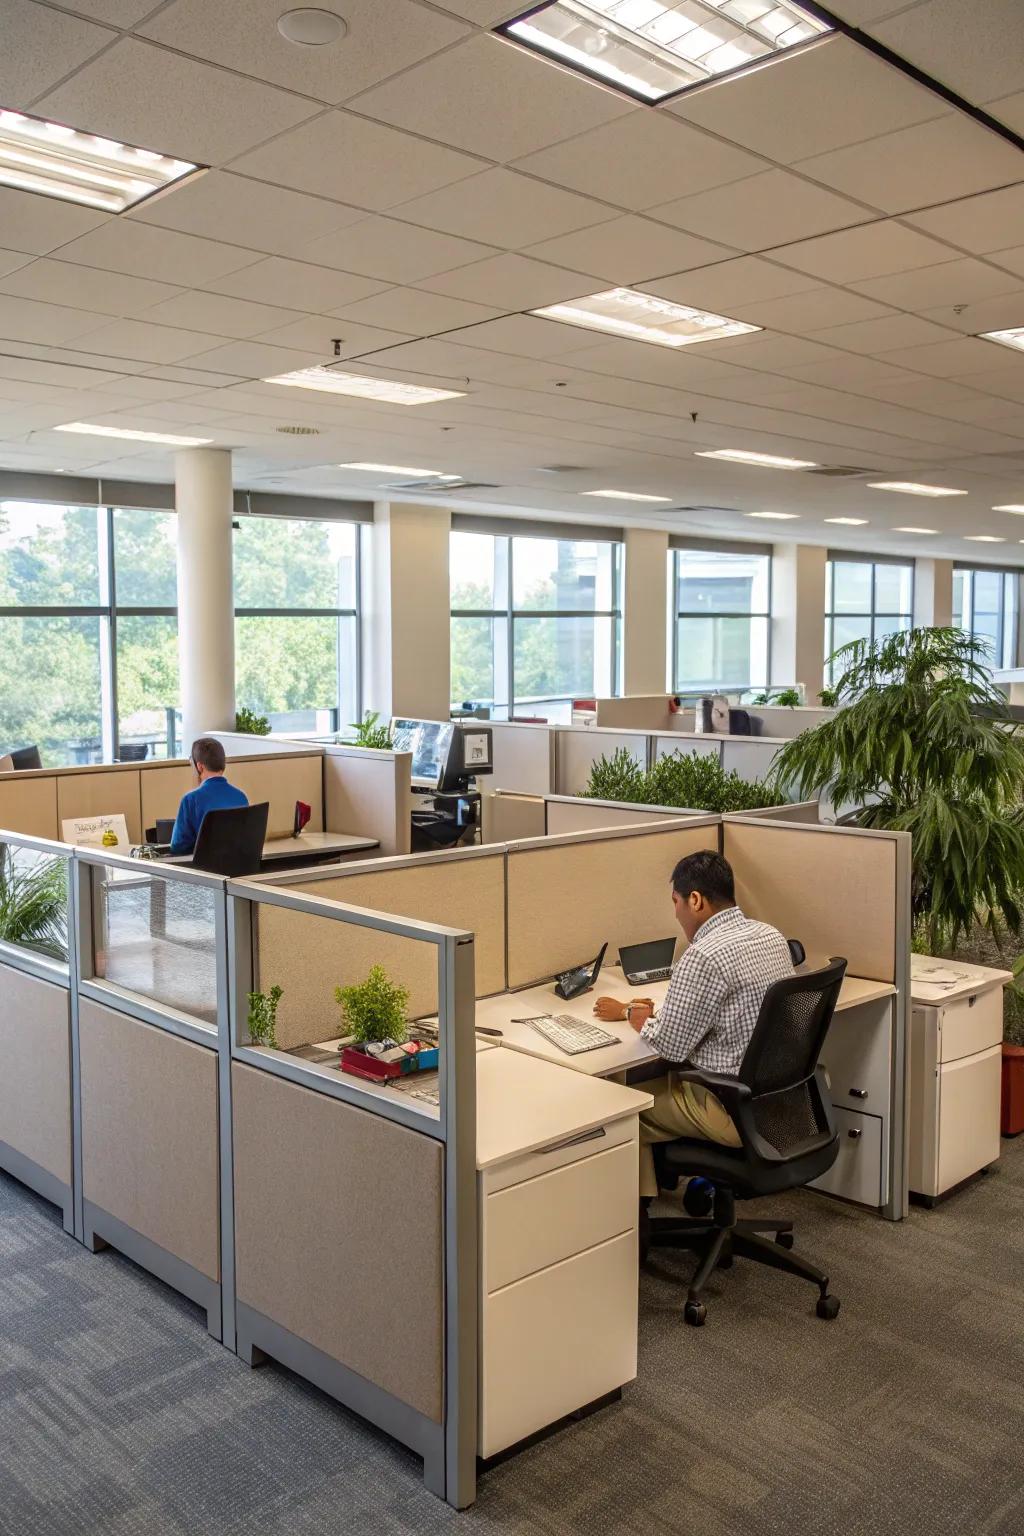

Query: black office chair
[647,956,847,1327]
[8,744,42,770]
[190,802,269,877]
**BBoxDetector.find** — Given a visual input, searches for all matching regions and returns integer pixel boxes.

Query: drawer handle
[848,1088,868,1099]
[540,1127,607,1155]
[847,1128,862,1141]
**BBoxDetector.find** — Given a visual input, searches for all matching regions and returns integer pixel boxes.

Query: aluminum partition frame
[225,878,479,1508]
[0,829,77,1236]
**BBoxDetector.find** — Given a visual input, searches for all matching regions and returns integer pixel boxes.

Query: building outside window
[825,556,914,682]
[450,528,621,721]
[953,565,1018,671]
[671,545,771,692]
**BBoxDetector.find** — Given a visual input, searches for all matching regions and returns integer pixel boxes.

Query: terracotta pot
[1001,1044,1024,1137]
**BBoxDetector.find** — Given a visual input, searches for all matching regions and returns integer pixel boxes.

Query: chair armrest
[671,1068,752,1112]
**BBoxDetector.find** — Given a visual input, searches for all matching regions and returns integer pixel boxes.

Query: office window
[954,566,1018,670]
[234,517,359,733]
[113,508,179,760]
[672,547,770,691]
[450,529,621,720]
[825,557,914,682]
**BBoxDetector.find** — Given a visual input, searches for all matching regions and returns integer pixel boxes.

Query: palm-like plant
[0,851,68,958]
[771,627,1024,949]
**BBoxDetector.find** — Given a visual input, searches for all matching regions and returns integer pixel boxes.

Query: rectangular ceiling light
[994,504,1024,513]
[0,107,199,212]
[500,0,833,103]
[964,534,1006,542]
[339,462,461,479]
[696,448,817,469]
[745,510,799,519]
[54,422,212,446]
[892,526,937,534]
[868,480,967,497]
[978,326,1024,352]
[265,368,465,405]
[532,286,760,347]
[825,517,868,525]
[582,488,673,501]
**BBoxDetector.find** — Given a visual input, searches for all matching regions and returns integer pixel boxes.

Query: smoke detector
[276,424,320,435]
[277,9,347,46]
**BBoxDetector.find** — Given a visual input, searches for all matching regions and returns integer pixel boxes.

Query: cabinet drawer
[817,997,892,1115]
[811,1107,883,1208]
[937,1048,1001,1193]
[480,1232,637,1459]
[483,1137,637,1293]
[482,1113,635,1196]
[938,990,1003,1063]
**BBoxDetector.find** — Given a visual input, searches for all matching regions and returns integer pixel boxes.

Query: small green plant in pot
[236,706,271,736]
[335,965,409,1047]
[348,710,395,750]
[247,985,282,1049]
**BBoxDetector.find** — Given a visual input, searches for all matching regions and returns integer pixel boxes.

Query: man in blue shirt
[170,737,249,856]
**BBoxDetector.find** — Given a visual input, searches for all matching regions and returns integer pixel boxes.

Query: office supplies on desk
[523,1014,618,1055]
[293,799,312,835]
[619,937,675,985]
[554,942,608,1001]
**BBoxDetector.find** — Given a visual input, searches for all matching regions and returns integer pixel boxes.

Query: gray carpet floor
[2,1140,1023,1536]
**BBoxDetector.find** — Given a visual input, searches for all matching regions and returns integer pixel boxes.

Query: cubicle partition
[322,743,412,856]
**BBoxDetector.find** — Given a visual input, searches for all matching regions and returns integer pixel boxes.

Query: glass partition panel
[93,864,218,1026]
[0,842,69,964]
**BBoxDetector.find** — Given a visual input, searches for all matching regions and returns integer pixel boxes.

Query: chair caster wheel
[775,1231,795,1250]
[683,1178,714,1219]
[816,1294,840,1321]
[684,1301,707,1327]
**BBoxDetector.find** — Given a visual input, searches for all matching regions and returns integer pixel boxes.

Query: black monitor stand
[410,779,481,852]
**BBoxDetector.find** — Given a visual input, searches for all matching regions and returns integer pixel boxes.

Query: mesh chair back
[192,801,269,877]
[739,958,847,1158]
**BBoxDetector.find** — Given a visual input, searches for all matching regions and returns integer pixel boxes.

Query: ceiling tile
[955,368,1024,403]
[693,332,842,372]
[201,256,388,310]
[670,36,945,165]
[853,257,1022,310]
[64,317,226,364]
[807,314,961,354]
[143,365,248,388]
[140,0,468,104]
[172,338,327,376]
[0,249,34,281]
[512,112,763,212]
[330,286,503,333]
[42,1,159,23]
[139,290,305,338]
[733,287,895,333]
[36,37,319,164]
[988,90,1024,133]
[0,294,111,345]
[347,32,633,162]
[0,0,115,106]
[416,252,601,310]
[641,257,819,311]
[390,168,613,249]
[903,186,1024,256]
[771,220,957,284]
[822,1,919,19]
[128,171,365,259]
[0,258,181,316]
[873,0,1024,105]
[436,314,613,361]
[425,0,524,21]
[0,187,109,257]
[652,170,870,252]
[794,116,1024,216]
[299,216,495,285]
[920,290,1024,335]
[231,110,483,211]
[253,315,413,358]
[54,221,258,285]
[989,246,1024,280]
[524,216,732,286]
[0,354,121,390]
[778,354,922,391]
[880,336,1017,377]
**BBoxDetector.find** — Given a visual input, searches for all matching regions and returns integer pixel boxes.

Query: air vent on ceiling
[537,464,588,474]
[672,505,739,515]
[276,425,320,435]
[387,477,498,494]
[804,465,878,478]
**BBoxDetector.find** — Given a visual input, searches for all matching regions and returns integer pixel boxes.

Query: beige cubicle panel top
[483,791,545,844]
[324,745,410,856]
[0,772,58,838]
[488,720,553,796]
[230,752,324,838]
[506,820,719,989]
[723,817,902,984]
[545,796,695,836]
[57,766,144,846]
[555,728,647,797]
[139,761,192,829]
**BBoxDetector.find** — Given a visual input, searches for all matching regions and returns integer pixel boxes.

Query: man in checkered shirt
[593,849,793,1198]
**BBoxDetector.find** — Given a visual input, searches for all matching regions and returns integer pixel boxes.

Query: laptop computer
[619,937,676,986]
[553,942,608,1001]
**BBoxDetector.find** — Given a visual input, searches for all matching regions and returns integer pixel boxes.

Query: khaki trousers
[638,1073,741,1198]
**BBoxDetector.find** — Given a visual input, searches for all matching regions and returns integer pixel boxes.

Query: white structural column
[363,502,451,720]
[622,528,669,694]
[175,448,236,746]
[771,542,827,698]
[913,557,954,628]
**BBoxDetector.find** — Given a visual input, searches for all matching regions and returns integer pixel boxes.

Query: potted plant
[0,852,67,959]
[749,687,801,707]
[247,985,282,1049]
[335,965,437,1081]
[579,747,787,814]
[347,710,395,750]
[236,706,271,736]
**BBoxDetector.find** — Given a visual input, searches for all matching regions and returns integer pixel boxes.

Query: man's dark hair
[671,850,735,906]
[191,737,227,774]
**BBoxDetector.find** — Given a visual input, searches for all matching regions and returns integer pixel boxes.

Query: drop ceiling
[0,0,1022,562]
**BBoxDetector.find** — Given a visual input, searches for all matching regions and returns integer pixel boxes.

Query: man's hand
[593,996,655,1026]
[625,999,655,1032]
[593,995,627,1022]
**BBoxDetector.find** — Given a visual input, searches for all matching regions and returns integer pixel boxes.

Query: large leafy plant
[0,852,67,958]
[771,627,1024,949]
[335,964,409,1046]
[580,747,785,814]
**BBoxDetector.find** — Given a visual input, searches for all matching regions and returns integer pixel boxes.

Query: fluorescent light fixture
[532,287,760,348]
[696,448,817,469]
[892,526,937,535]
[54,422,212,446]
[824,517,868,526]
[994,504,1024,514]
[978,326,1024,353]
[500,1,832,104]
[745,510,799,520]
[339,462,461,479]
[582,488,674,502]
[964,534,1006,543]
[0,107,199,212]
[868,481,966,497]
[265,367,465,405]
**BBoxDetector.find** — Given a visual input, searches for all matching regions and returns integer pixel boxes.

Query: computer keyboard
[627,966,673,984]
[523,1014,619,1055]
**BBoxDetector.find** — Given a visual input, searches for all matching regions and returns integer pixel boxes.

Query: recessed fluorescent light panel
[868,481,966,497]
[892,526,936,535]
[964,535,1006,543]
[265,368,465,405]
[500,1,832,103]
[54,422,212,446]
[582,488,673,501]
[825,517,868,525]
[994,504,1024,514]
[696,448,817,469]
[978,326,1024,353]
[339,462,461,479]
[0,107,199,212]
[745,511,799,519]
[532,287,760,348]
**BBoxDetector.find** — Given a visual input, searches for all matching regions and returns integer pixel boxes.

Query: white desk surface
[262,831,379,860]
[476,966,897,1078]
[476,1048,652,1170]
[911,953,1011,1005]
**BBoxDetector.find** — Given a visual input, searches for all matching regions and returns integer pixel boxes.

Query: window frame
[824,552,915,683]
[670,544,773,694]
[953,563,1019,671]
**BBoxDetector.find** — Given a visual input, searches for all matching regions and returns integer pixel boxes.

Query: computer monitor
[437,726,494,792]
[391,718,455,789]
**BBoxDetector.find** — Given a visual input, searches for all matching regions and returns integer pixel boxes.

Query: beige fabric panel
[0,774,59,838]
[507,824,719,987]
[555,731,646,796]
[79,999,220,1279]
[483,792,545,844]
[739,801,820,824]
[140,762,193,829]
[723,821,896,983]
[489,722,552,795]
[232,1063,444,1421]
[595,696,671,731]
[324,748,411,855]
[546,799,689,834]
[57,769,142,845]
[0,963,71,1183]
[230,755,324,839]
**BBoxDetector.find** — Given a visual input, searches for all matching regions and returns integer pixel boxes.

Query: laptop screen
[619,937,676,974]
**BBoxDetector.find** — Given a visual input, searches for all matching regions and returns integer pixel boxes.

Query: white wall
[913,558,954,628]
[363,502,451,722]
[622,527,669,694]
[771,542,827,699]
